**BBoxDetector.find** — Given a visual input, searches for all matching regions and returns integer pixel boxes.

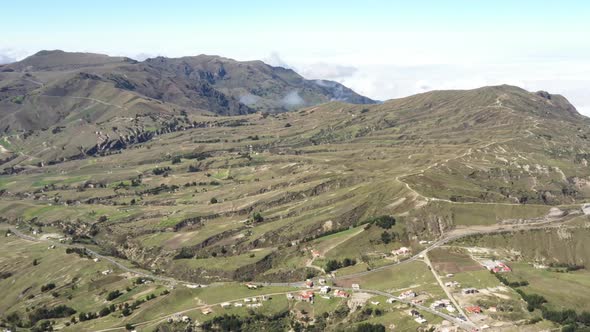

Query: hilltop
[0,50,375,134]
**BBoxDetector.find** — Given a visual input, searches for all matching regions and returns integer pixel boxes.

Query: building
[399,290,417,299]
[392,247,411,256]
[234,302,243,307]
[386,298,396,304]
[320,286,331,294]
[461,288,479,295]
[286,293,294,300]
[297,290,314,303]
[305,279,314,288]
[245,283,258,289]
[310,249,321,258]
[334,289,350,298]
[201,307,213,315]
[318,278,326,285]
[220,302,231,308]
[352,283,360,290]
[466,306,482,314]
[481,260,511,273]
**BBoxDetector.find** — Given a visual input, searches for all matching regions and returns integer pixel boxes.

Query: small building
[48,245,56,249]
[399,290,417,299]
[297,290,314,303]
[234,302,243,307]
[352,283,360,290]
[286,293,294,300]
[220,302,231,308]
[392,247,411,256]
[409,309,421,317]
[370,301,380,305]
[305,279,314,288]
[310,249,321,258]
[318,278,327,285]
[465,306,482,314]
[446,305,456,312]
[444,281,460,288]
[386,298,396,304]
[244,298,252,303]
[186,284,200,289]
[201,307,213,315]
[101,269,113,275]
[461,288,479,295]
[333,289,349,298]
[181,315,191,322]
[93,258,100,262]
[320,286,331,294]
[245,283,258,289]
[415,317,427,324]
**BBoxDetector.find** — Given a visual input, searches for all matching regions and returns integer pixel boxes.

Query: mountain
[0,50,375,134]
[2,82,590,331]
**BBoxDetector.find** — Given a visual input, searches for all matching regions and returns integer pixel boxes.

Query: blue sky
[2,0,590,113]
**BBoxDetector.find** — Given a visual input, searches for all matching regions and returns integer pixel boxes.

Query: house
[297,290,314,303]
[333,289,350,298]
[201,307,213,315]
[48,245,56,249]
[446,273,454,278]
[260,295,270,301]
[444,281,460,288]
[461,288,479,295]
[305,279,314,288]
[311,249,321,258]
[386,298,396,304]
[186,284,200,289]
[234,302,244,307]
[481,260,511,273]
[399,290,417,299]
[245,283,258,289]
[320,286,331,294]
[286,293,294,300]
[101,269,113,275]
[244,298,252,303]
[431,299,451,310]
[370,301,380,305]
[409,309,421,317]
[93,258,100,262]
[318,278,327,285]
[465,306,482,314]
[446,305,456,312]
[220,302,231,308]
[488,306,497,312]
[181,315,190,322]
[414,317,427,324]
[392,247,411,256]
[352,283,360,290]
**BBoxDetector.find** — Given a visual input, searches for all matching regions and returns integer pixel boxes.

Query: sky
[1,0,589,114]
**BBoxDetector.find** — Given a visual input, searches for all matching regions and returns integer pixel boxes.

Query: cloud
[0,54,15,64]
[297,63,358,80]
[265,52,292,69]
[281,90,304,107]
[239,93,260,106]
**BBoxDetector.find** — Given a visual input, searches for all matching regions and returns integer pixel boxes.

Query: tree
[355,323,386,332]
[210,197,218,204]
[381,231,392,244]
[252,212,264,223]
[125,323,135,331]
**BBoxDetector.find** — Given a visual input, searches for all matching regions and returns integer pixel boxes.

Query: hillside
[2,83,590,331]
[0,50,375,135]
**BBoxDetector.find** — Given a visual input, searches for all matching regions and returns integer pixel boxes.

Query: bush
[356,323,386,332]
[41,283,56,292]
[106,290,122,301]
[252,212,264,223]
[210,197,218,204]
[29,305,76,324]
